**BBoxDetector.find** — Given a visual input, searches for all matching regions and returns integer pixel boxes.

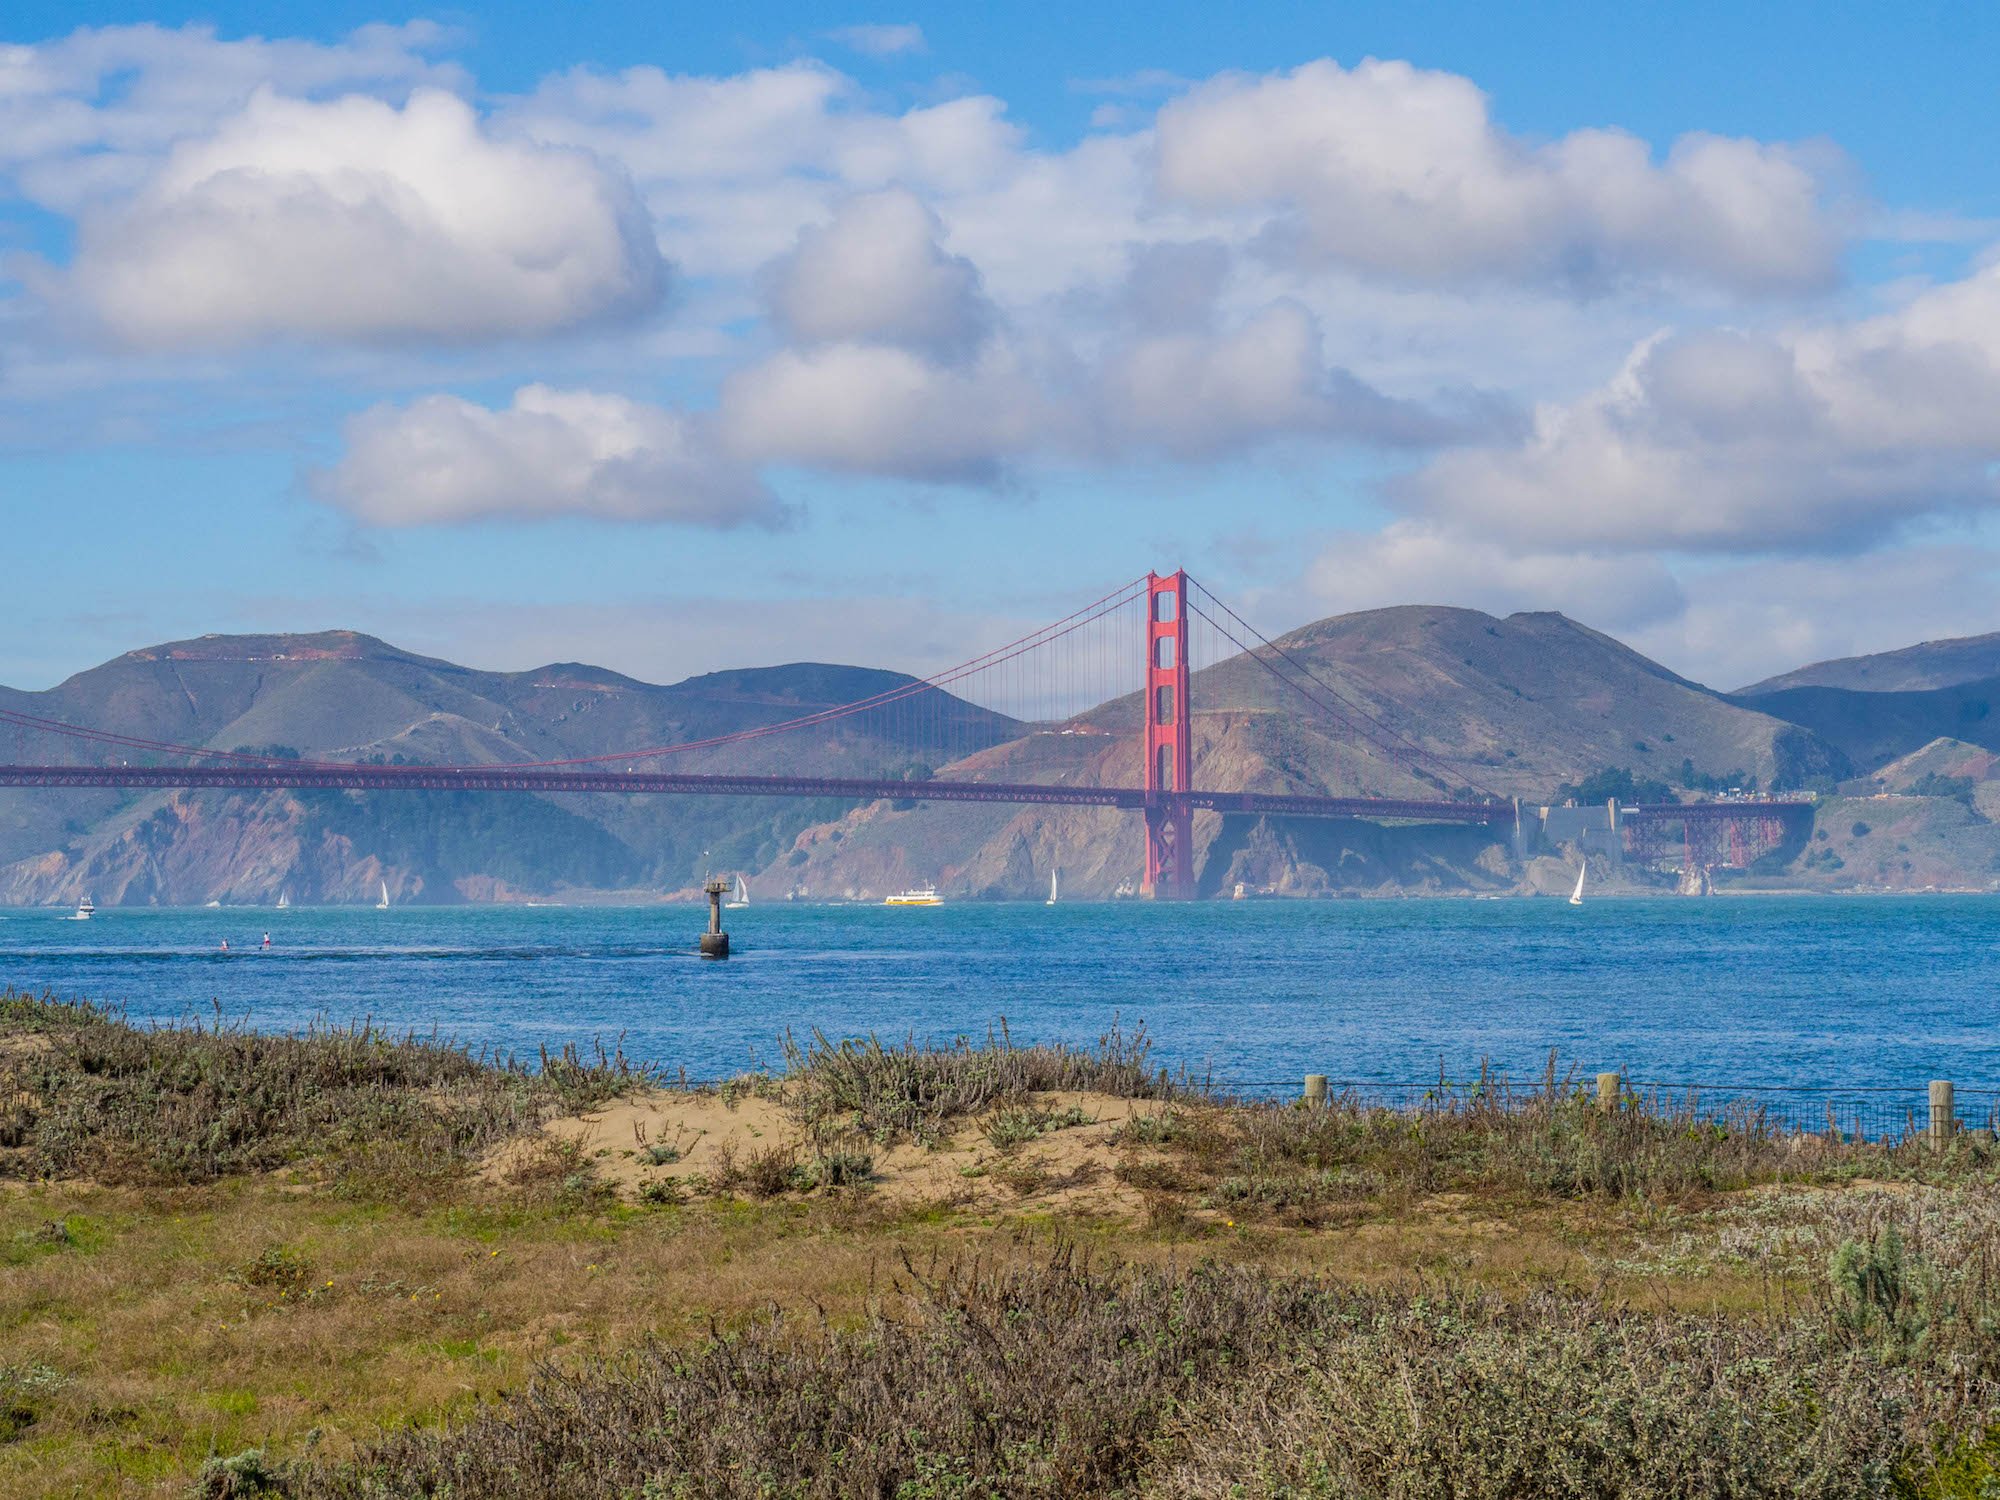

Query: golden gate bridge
[0,571,1808,895]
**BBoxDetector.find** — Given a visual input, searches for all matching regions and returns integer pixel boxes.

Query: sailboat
[376,880,391,911]
[1569,861,1586,907]
[1046,867,1060,906]
[276,890,290,910]
[725,873,750,910]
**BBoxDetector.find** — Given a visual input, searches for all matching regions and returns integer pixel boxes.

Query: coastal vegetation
[9,994,2000,1495]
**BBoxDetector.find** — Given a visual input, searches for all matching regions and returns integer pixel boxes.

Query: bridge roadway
[0,765,1816,829]
[0,763,1512,825]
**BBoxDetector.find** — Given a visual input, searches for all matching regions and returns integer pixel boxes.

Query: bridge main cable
[0,576,1151,775]
[1184,577,1499,802]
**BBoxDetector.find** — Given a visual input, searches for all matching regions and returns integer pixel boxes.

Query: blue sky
[6,1,2000,693]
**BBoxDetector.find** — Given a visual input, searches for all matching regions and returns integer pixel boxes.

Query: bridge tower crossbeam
[1142,569,1195,899]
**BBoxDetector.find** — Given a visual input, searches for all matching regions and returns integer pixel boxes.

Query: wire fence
[1222,1075,2000,1144]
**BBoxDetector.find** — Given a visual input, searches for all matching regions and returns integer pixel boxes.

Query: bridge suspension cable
[0,577,1152,775]
[1183,577,1498,802]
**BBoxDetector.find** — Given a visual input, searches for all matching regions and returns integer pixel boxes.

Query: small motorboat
[68,895,95,921]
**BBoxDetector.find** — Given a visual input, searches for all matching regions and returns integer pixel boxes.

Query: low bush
[780,1020,1176,1145]
[0,989,652,1190]
[288,1246,2000,1499]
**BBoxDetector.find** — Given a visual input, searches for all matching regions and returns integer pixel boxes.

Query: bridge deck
[0,765,1815,827]
[0,764,1513,825]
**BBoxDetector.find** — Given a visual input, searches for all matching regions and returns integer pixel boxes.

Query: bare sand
[483,1087,1171,1217]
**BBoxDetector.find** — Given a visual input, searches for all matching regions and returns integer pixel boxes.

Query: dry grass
[13,1001,2000,1496]
[1111,1070,1995,1229]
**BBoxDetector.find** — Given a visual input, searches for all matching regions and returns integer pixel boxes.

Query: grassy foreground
[8,990,2000,1496]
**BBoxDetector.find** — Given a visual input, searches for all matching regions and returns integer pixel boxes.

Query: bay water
[4,897,1998,1101]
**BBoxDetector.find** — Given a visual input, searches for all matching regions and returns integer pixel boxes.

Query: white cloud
[721,342,1051,481]
[1630,548,2000,691]
[1396,260,2000,553]
[1154,58,1844,294]
[500,64,1030,280]
[312,384,782,528]
[1284,525,2000,692]
[1296,521,1686,636]
[761,187,992,358]
[0,22,464,212]
[824,24,926,58]
[1097,299,1475,457]
[721,208,1501,480]
[55,87,665,349]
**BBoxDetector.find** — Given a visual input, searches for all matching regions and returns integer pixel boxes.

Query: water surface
[4,897,1996,1098]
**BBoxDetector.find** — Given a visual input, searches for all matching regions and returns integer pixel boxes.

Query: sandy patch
[483,1088,1170,1218]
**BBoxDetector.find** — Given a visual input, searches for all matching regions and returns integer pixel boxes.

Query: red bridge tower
[1142,569,1194,899]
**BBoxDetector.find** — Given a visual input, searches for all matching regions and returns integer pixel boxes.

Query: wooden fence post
[1303,1074,1328,1109]
[1596,1071,1621,1114]
[1929,1080,1956,1149]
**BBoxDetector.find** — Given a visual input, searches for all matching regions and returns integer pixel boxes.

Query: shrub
[0,990,652,1189]
[288,1252,2000,1499]
[816,1149,874,1187]
[195,1447,284,1498]
[236,1246,314,1296]
[983,1104,1092,1150]
[780,1021,1175,1145]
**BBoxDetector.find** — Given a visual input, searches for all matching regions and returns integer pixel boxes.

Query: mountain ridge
[11,607,2000,903]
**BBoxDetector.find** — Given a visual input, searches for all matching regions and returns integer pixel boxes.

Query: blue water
[2,898,1997,1093]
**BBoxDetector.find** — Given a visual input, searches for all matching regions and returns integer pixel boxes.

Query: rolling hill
[0,632,1017,906]
[17,605,2000,903]
[778,606,1849,900]
[1740,632,2000,695]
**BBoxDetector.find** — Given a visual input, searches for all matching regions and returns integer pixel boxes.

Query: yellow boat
[884,884,942,906]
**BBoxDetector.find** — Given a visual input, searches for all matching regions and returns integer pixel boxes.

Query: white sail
[377,879,391,910]
[726,873,749,909]
[276,890,290,909]
[1569,862,1586,906]
[1046,867,1059,905]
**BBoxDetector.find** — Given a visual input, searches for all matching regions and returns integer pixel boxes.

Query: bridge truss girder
[1621,807,1807,873]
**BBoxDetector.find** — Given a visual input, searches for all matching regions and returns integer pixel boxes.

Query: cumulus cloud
[0,21,463,211]
[57,87,666,348]
[761,187,993,358]
[502,64,1029,278]
[1097,300,1486,457]
[312,385,782,528]
[721,342,1051,481]
[1285,525,2000,691]
[824,24,926,58]
[1396,261,2000,552]
[722,217,1497,479]
[1154,58,1844,295]
[1625,548,2000,691]
[1297,521,1686,636]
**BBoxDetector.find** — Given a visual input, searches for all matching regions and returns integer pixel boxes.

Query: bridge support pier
[1142,571,1195,899]
[1143,797,1195,901]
